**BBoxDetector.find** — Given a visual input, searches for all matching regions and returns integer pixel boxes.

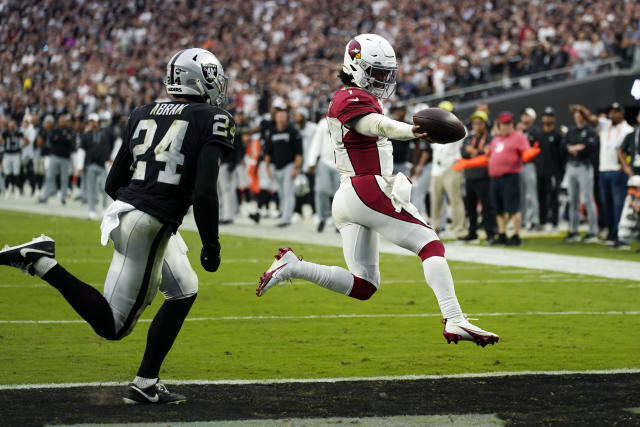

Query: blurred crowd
[2,0,640,125]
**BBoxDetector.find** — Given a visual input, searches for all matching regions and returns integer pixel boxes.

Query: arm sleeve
[193,143,223,251]
[351,113,415,140]
[104,138,133,199]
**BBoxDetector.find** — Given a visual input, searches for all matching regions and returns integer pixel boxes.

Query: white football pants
[104,209,198,337]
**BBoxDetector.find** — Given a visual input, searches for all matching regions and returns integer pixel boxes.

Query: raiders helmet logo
[201,63,218,83]
[348,40,361,60]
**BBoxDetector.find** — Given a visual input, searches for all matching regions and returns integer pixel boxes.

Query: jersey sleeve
[328,88,381,125]
[203,108,236,151]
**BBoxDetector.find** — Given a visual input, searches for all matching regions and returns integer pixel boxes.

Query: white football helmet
[165,48,228,108]
[293,173,311,197]
[342,34,397,99]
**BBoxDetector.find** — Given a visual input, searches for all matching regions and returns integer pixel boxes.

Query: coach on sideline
[263,103,303,227]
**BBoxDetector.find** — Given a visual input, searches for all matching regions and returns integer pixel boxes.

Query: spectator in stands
[536,107,564,232]
[488,112,530,246]
[263,105,303,227]
[39,115,75,205]
[2,0,637,136]
[430,101,465,237]
[517,108,541,231]
[460,110,495,243]
[564,106,599,242]
[577,103,635,245]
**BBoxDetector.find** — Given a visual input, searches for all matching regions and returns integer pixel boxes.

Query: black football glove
[200,240,221,272]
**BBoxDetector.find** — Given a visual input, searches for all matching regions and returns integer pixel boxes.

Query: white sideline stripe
[1,310,639,324]
[2,368,639,390]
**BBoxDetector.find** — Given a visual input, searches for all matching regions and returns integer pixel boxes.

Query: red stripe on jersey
[350,175,428,227]
[344,131,381,175]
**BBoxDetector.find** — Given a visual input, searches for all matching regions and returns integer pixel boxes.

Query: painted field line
[1,310,639,325]
[1,368,639,390]
[217,277,618,286]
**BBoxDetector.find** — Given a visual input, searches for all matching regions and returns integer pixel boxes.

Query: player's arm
[104,130,133,200]
[193,143,223,272]
[349,113,426,140]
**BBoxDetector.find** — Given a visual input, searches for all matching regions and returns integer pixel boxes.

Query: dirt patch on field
[2,374,639,426]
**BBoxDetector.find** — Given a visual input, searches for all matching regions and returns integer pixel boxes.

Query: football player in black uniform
[0,48,235,404]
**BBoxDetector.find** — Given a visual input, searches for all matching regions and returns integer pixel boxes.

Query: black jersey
[2,131,24,154]
[115,101,235,226]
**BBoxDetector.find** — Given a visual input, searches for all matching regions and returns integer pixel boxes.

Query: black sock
[137,294,197,379]
[42,265,116,339]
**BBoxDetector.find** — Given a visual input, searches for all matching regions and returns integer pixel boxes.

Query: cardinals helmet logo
[348,40,361,59]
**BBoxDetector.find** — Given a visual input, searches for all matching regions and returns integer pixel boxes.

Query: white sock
[32,257,58,277]
[422,257,464,323]
[133,376,158,389]
[292,260,354,295]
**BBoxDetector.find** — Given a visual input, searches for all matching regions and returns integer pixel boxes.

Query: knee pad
[349,276,377,300]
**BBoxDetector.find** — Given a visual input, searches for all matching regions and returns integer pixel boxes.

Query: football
[412,107,467,144]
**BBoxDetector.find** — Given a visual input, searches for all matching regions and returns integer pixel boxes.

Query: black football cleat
[0,235,55,275]
[123,381,187,405]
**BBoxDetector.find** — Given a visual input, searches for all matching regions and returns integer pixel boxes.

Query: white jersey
[327,87,393,181]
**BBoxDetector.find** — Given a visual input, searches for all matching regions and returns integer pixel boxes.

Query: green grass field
[0,210,638,386]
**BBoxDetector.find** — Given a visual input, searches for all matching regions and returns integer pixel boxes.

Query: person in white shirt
[430,101,465,237]
[575,103,634,243]
[305,116,340,232]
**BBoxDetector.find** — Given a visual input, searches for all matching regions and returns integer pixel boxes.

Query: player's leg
[40,155,58,202]
[257,181,379,298]
[256,225,377,299]
[124,232,196,405]
[59,157,71,203]
[349,175,498,346]
[581,165,599,236]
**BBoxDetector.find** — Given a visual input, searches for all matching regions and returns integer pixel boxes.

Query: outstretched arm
[350,113,426,140]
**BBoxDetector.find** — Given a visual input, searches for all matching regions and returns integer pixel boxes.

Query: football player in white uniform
[256,34,498,347]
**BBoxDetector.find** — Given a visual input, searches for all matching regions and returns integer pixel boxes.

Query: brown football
[412,107,466,144]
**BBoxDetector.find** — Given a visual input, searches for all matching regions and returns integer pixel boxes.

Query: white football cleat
[256,247,300,297]
[442,317,499,347]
